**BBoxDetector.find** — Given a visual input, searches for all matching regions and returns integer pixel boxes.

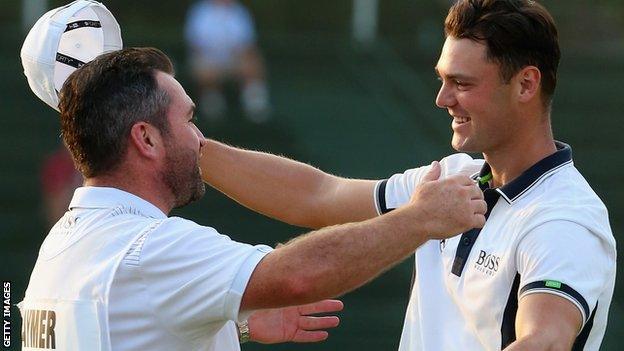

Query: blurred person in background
[185,0,270,122]
[40,145,82,228]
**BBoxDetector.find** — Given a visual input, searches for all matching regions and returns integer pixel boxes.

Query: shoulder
[514,165,614,251]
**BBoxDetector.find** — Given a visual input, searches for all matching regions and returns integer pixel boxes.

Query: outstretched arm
[200,139,378,228]
[240,165,487,310]
[504,293,581,351]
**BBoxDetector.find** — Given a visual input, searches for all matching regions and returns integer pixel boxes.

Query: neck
[483,123,556,188]
[85,169,174,215]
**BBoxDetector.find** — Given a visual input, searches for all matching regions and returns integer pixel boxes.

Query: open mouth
[453,116,470,124]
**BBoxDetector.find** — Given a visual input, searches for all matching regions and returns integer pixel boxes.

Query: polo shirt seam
[136,221,196,348]
[106,219,160,349]
[222,246,272,322]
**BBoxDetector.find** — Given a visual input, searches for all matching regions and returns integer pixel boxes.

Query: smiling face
[156,71,207,208]
[435,37,520,154]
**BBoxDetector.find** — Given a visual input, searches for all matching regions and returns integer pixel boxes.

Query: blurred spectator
[185,0,271,122]
[40,146,82,227]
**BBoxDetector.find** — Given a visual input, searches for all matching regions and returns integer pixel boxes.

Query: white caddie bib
[19,208,161,351]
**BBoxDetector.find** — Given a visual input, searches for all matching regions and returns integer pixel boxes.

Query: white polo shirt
[375,142,616,351]
[21,187,272,351]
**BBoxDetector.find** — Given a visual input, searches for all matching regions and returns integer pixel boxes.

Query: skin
[86,70,487,344]
[198,37,583,349]
[248,300,344,343]
[435,37,556,187]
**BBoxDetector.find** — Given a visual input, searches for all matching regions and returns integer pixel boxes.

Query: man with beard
[20,47,486,350]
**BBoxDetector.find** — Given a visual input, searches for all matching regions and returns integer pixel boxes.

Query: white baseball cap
[21,0,122,112]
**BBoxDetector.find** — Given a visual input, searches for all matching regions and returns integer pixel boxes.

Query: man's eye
[455,80,469,90]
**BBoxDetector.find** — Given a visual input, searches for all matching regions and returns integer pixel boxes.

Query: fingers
[470,183,484,200]
[292,330,330,343]
[291,316,340,343]
[298,299,344,315]
[474,199,487,215]
[472,213,486,228]
[410,172,491,238]
[292,300,342,343]
[421,161,441,182]
[299,315,340,330]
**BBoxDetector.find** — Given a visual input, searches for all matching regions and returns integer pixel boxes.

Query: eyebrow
[434,67,475,81]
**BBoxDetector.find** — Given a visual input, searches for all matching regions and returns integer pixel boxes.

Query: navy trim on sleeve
[520,280,590,323]
[501,273,521,348]
[573,303,597,351]
[376,179,391,214]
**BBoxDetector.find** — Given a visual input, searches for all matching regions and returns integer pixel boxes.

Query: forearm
[240,206,429,310]
[200,139,376,228]
[504,335,572,351]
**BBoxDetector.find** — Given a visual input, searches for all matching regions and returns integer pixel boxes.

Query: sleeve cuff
[224,244,273,322]
[374,179,391,215]
[519,280,591,326]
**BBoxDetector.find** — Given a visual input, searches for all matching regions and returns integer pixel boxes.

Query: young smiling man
[199,0,616,350]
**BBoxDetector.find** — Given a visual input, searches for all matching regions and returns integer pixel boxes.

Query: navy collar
[474,141,573,204]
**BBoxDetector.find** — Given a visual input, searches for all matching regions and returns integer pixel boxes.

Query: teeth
[455,117,469,123]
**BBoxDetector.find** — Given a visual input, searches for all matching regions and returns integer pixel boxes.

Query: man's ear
[129,122,164,159]
[516,66,541,103]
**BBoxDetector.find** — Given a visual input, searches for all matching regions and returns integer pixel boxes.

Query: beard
[161,141,206,209]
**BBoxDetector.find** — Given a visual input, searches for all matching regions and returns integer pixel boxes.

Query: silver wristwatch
[237,320,250,344]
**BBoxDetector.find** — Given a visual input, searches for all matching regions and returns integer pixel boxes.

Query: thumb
[422,161,441,182]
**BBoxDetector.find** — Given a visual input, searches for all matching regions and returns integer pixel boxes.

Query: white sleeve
[374,153,483,215]
[137,217,272,339]
[516,220,612,327]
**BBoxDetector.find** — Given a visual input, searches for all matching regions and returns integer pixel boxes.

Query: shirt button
[462,237,472,246]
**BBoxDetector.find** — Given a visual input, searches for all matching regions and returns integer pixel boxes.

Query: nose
[193,124,207,148]
[435,82,456,109]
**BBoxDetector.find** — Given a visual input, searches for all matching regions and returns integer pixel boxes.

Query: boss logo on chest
[473,250,501,276]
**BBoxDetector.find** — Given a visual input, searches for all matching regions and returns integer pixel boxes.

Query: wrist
[236,320,250,344]
[387,205,431,241]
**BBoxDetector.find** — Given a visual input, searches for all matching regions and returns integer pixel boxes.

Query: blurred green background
[1,0,623,350]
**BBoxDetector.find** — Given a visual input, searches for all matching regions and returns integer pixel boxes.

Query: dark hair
[58,47,174,178]
[445,0,560,108]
